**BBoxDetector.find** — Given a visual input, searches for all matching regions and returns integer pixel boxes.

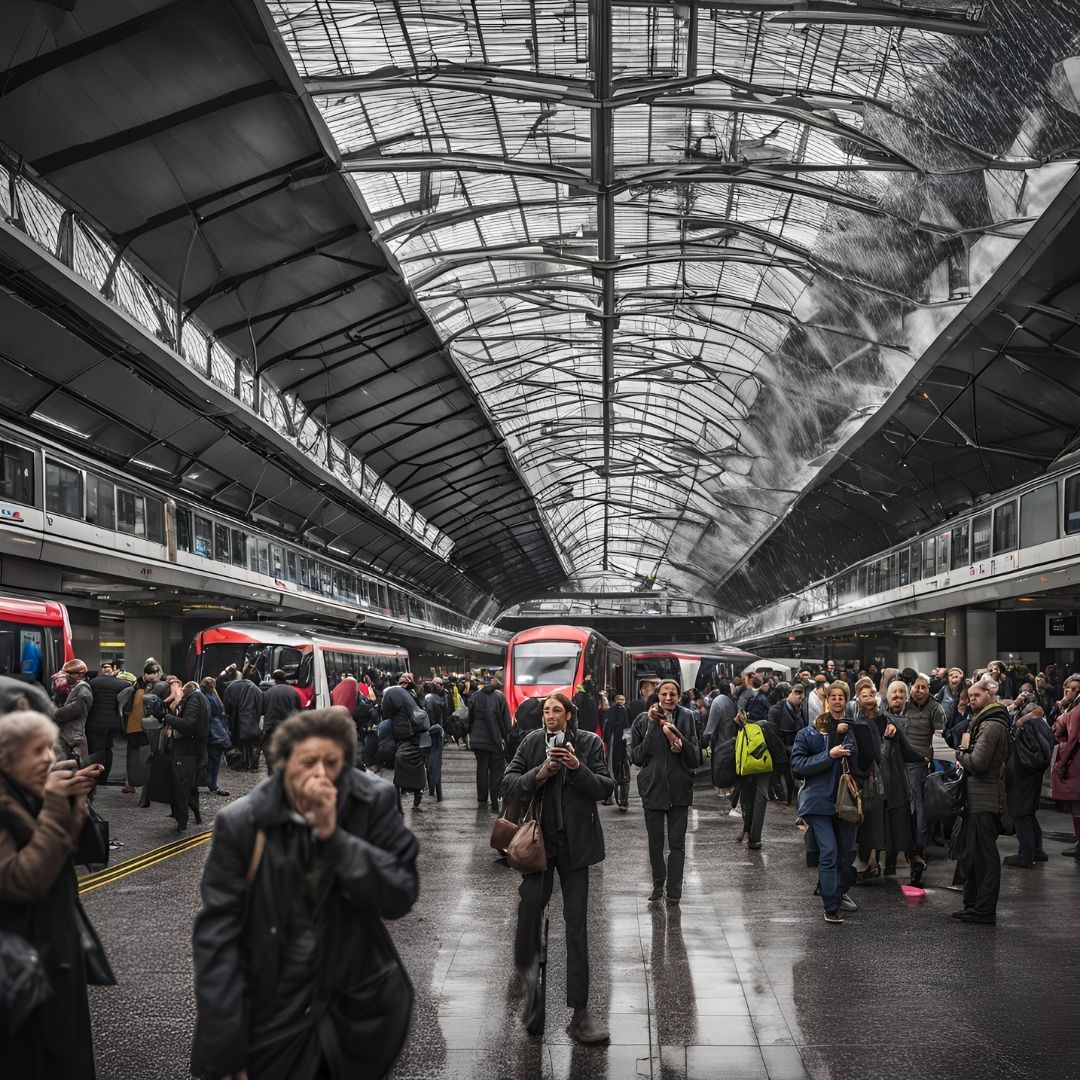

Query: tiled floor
[84,744,1080,1079]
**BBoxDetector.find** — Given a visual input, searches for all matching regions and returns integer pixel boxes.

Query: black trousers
[514,834,590,1009]
[961,811,1001,916]
[739,774,770,845]
[644,804,690,898]
[85,726,116,782]
[474,750,505,806]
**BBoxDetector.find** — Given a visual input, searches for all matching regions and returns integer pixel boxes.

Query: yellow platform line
[78,829,212,894]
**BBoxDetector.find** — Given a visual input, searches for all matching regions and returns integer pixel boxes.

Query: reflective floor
[84,744,1080,1079]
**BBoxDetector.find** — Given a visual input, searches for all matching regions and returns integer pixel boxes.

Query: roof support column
[590,0,615,573]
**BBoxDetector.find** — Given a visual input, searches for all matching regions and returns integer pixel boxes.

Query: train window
[1066,476,1080,535]
[246,535,258,572]
[1020,482,1057,548]
[257,540,270,576]
[972,512,991,561]
[898,547,911,586]
[176,508,192,552]
[270,544,284,580]
[936,532,950,576]
[0,441,34,505]
[231,529,245,566]
[214,523,230,563]
[86,474,115,529]
[145,499,164,544]
[117,490,148,537]
[950,522,970,570]
[992,500,1017,555]
[285,551,297,583]
[298,556,310,590]
[319,562,333,597]
[274,646,303,682]
[193,515,212,557]
[45,459,83,518]
[909,542,921,582]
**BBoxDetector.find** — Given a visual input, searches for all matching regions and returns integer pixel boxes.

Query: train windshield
[200,642,273,682]
[513,641,581,685]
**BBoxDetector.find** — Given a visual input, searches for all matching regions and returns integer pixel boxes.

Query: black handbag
[923,765,966,821]
[75,902,116,986]
[0,930,53,1039]
[146,743,174,804]
[75,802,110,868]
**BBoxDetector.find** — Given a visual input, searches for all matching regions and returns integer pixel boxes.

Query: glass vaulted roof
[267,0,1064,601]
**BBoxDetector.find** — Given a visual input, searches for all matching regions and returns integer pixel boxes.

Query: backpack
[735,722,773,776]
[377,734,398,769]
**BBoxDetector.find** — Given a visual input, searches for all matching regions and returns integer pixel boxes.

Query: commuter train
[0,594,74,690]
[189,622,409,709]
[504,625,626,715]
[0,419,481,641]
[736,453,1080,642]
[628,645,760,694]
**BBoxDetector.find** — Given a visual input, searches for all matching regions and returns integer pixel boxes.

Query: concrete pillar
[944,609,966,671]
[123,613,170,674]
[965,608,998,672]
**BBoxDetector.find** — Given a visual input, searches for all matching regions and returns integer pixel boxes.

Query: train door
[608,646,625,697]
[312,645,330,708]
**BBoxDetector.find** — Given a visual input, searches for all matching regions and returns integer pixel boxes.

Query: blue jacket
[791,722,857,817]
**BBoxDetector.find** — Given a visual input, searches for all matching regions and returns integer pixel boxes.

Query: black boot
[436,783,443,802]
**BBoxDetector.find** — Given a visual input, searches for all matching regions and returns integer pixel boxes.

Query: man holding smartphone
[629,679,701,905]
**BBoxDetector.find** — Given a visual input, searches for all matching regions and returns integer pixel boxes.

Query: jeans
[474,750,506,806]
[905,761,930,854]
[515,833,590,1008]
[644,804,690,898]
[961,811,1002,916]
[739,774,771,845]
[1013,813,1042,863]
[806,814,857,914]
[207,746,223,791]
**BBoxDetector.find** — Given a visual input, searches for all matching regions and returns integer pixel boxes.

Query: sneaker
[728,808,742,818]
[823,910,843,924]
[840,894,858,912]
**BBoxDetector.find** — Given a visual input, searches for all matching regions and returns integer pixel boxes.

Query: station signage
[1049,616,1079,636]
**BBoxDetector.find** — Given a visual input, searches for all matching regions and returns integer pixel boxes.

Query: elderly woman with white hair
[0,709,110,1078]
[880,680,929,884]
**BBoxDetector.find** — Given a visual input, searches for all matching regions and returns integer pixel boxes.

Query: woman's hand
[647,705,664,724]
[829,745,851,760]
[663,723,683,752]
[44,767,98,800]
[884,723,897,739]
[836,722,849,735]
[300,775,337,840]
[537,756,561,782]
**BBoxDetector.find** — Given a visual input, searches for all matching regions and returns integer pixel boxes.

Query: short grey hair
[0,710,59,771]
[912,673,931,688]
[971,675,999,696]
[887,680,909,702]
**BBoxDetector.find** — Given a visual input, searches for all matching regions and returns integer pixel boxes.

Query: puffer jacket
[790,717,857,817]
[956,702,1009,815]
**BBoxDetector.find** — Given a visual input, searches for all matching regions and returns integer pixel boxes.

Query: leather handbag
[506,795,548,874]
[923,764,966,821]
[835,760,863,824]
[75,802,110,868]
[490,807,519,853]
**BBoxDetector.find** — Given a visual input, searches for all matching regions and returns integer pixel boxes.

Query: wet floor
[83,743,1080,1079]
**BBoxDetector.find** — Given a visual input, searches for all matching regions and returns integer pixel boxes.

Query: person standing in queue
[791,681,859,924]
[502,692,613,1045]
[191,707,418,1080]
[630,679,701,905]
[467,670,513,811]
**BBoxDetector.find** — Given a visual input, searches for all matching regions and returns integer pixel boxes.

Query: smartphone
[545,730,566,753]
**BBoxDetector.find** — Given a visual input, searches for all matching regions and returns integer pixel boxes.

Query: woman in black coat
[629,679,701,904]
[168,683,209,831]
[0,709,111,1079]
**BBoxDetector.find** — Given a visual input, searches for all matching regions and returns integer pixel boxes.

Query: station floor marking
[78,829,212,894]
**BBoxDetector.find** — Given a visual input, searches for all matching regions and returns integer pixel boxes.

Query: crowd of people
[2,647,1079,1077]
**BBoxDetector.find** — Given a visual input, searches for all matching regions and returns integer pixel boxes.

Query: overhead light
[31,411,89,439]
[131,458,169,474]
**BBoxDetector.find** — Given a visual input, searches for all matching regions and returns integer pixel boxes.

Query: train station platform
[81,746,1080,1080]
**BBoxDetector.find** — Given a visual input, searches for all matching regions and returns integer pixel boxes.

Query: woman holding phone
[629,679,701,905]
[0,709,112,1077]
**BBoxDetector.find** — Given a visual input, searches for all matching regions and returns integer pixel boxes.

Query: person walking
[791,681,859,924]
[952,675,1010,925]
[383,674,428,811]
[191,708,418,1080]
[502,692,613,1045]
[261,669,302,775]
[85,662,126,782]
[767,682,805,805]
[1004,694,1053,868]
[200,676,231,797]
[467,671,512,811]
[222,669,264,772]
[166,682,209,832]
[117,660,168,794]
[733,706,787,850]
[629,679,701,904]
[51,658,93,763]
[0,709,111,1079]
[602,692,632,809]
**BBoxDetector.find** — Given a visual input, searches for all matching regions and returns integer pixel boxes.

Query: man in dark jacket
[85,662,126,782]
[222,671,264,772]
[191,708,418,1080]
[467,673,512,811]
[628,674,659,727]
[703,683,737,794]
[602,693,632,809]
[953,676,1010,924]
[630,679,701,904]
[745,675,770,724]
[262,669,302,774]
[383,675,428,810]
[502,692,613,1045]
[768,682,806,804]
[734,710,788,850]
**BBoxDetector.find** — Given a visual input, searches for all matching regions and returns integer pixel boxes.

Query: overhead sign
[1049,616,1079,636]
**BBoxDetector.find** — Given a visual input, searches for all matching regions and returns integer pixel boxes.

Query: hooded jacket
[956,702,1010,815]
[466,684,512,754]
[191,768,418,1080]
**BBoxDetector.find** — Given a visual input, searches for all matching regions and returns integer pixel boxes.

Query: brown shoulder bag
[506,794,548,874]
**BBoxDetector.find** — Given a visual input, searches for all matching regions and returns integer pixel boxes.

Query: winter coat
[704,694,738,788]
[466,685,512,754]
[166,692,209,821]
[956,702,1009,815]
[0,773,101,1080]
[191,769,418,1080]
[629,705,701,811]
[382,686,427,790]
[54,679,92,759]
[118,677,168,736]
[745,691,770,725]
[426,724,445,788]
[903,696,945,760]
[1006,707,1053,817]
[263,682,302,730]
[768,700,805,741]
[501,725,613,871]
[790,717,857,818]
[602,703,631,780]
[877,712,924,809]
[1051,700,1080,804]
[85,674,126,734]
[223,677,264,742]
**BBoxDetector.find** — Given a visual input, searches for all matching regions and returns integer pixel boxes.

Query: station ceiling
[4,1,1080,614]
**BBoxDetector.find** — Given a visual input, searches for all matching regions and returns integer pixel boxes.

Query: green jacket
[956,702,1009,815]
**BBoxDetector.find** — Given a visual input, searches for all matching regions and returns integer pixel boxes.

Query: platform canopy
[269,0,1080,605]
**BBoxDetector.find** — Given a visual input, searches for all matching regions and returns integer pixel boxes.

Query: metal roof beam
[342,150,597,191]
